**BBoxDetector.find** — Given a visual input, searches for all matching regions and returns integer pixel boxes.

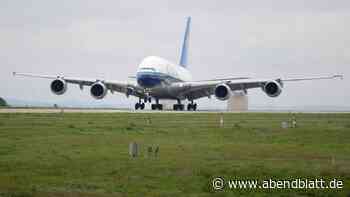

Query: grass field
[0,112,349,196]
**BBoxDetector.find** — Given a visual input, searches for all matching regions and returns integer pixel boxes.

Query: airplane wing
[173,75,343,100]
[13,72,144,97]
[192,77,250,82]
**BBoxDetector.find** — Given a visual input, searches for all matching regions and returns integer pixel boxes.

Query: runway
[0,108,133,113]
[0,108,349,114]
[0,108,226,114]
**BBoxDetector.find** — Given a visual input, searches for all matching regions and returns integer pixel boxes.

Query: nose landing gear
[144,96,152,103]
[135,98,145,110]
[135,102,145,110]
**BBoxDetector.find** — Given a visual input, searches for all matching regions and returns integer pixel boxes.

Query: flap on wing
[191,77,250,82]
[282,75,343,82]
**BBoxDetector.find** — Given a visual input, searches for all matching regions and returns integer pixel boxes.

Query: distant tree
[0,97,7,107]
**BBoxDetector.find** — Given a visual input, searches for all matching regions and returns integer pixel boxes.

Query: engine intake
[263,81,282,97]
[90,82,107,99]
[214,83,231,101]
[50,78,67,95]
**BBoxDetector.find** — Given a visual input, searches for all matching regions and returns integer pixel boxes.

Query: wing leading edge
[173,74,343,100]
[13,72,144,97]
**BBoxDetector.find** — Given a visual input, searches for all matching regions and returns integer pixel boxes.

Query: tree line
[0,97,8,107]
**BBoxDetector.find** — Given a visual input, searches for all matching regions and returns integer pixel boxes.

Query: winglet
[333,74,343,80]
[179,17,191,67]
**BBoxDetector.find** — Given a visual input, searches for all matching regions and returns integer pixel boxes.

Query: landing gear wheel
[173,104,184,111]
[188,104,193,111]
[140,103,145,110]
[135,103,140,110]
[187,103,197,111]
[151,104,163,110]
[151,104,156,110]
[135,102,145,110]
[180,104,184,111]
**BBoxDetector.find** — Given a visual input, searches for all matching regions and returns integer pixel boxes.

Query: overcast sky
[1,0,349,108]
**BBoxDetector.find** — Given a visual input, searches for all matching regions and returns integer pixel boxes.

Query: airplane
[13,17,343,111]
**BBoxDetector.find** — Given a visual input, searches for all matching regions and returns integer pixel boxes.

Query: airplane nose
[137,73,161,88]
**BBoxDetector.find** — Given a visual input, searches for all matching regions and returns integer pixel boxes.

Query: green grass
[0,112,349,196]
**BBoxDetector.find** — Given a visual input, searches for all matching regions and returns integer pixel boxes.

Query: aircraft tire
[135,103,140,110]
[151,104,156,110]
[157,104,163,110]
[187,104,192,111]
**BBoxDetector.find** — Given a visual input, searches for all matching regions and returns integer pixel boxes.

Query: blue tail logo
[179,17,191,68]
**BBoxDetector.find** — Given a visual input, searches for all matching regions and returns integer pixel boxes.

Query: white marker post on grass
[219,113,224,128]
[129,142,138,158]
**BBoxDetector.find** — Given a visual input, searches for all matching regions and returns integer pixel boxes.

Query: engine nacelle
[214,83,232,101]
[50,78,67,95]
[263,81,282,97]
[126,87,134,97]
[90,82,107,99]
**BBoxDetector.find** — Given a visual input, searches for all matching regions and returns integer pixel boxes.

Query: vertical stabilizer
[179,17,191,67]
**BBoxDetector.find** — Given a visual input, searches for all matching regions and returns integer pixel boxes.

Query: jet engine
[50,78,67,95]
[214,83,232,101]
[263,81,282,97]
[126,87,134,97]
[90,82,107,99]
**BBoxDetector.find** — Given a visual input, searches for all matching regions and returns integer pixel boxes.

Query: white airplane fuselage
[136,56,192,94]
[135,56,192,99]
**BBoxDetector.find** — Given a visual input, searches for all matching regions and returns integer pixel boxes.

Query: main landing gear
[135,97,163,110]
[187,102,197,111]
[135,97,197,111]
[151,98,163,110]
[173,99,183,111]
[173,100,197,111]
[173,104,184,111]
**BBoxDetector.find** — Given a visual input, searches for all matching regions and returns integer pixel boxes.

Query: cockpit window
[140,68,156,72]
